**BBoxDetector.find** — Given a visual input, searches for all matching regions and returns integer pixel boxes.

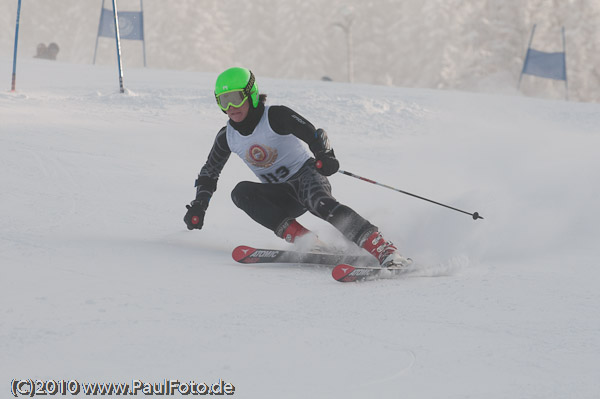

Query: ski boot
[361,231,412,268]
[279,219,329,252]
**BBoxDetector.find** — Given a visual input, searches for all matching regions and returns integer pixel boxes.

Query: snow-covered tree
[1,0,598,102]
[145,0,234,72]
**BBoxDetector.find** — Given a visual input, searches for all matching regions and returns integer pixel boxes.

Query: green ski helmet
[214,67,259,110]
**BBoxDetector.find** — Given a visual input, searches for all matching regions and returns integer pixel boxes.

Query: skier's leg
[230,181,312,242]
[287,161,376,244]
[325,203,409,266]
[290,161,409,266]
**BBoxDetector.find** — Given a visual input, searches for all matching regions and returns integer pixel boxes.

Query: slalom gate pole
[93,0,106,65]
[111,0,125,93]
[140,0,147,67]
[337,169,483,220]
[11,0,22,92]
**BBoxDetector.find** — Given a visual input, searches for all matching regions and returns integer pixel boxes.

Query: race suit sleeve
[267,105,332,153]
[268,105,316,139]
[194,127,231,209]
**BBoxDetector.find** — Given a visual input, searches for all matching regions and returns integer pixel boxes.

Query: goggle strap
[243,71,255,98]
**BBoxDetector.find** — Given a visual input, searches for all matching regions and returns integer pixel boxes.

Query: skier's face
[226,99,250,123]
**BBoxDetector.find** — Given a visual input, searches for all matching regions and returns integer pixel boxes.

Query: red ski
[233,246,411,282]
[232,245,376,266]
[332,263,409,282]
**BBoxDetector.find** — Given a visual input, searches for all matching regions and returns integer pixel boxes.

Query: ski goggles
[215,90,248,111]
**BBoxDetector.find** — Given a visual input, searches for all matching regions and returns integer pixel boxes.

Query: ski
[232,245,376,266]
[332,263,409,282]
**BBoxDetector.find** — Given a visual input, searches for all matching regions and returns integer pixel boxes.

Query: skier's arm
[268,105,317,143]
[184,127,231,230]
[196,127,231,203]
[268,106,339,176]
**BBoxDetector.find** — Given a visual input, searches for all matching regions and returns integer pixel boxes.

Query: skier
[184,67,409,267]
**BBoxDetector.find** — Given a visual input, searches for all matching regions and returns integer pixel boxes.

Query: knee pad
[313,197,339,219]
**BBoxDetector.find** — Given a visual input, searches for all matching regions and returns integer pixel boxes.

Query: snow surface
[2,58,600,398]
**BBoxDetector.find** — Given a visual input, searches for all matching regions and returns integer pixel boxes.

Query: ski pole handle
[337,169,483,220]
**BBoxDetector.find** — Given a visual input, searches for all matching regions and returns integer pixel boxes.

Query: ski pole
[337,169,484,220]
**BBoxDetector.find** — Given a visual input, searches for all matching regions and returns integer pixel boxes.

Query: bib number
[261,166,290,183]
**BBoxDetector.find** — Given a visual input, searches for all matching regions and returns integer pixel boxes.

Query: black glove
[315,150,339,176]
[184,200,207,230]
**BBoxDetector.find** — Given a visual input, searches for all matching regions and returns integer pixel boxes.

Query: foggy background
[2,0,599,102]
